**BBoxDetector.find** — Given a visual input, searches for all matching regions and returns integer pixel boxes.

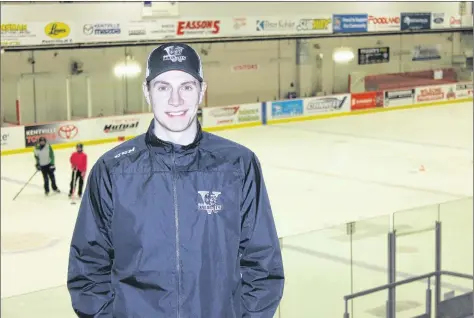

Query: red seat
[363,68,457,91]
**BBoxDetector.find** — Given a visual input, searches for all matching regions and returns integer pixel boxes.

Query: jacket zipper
[172,149,181,318]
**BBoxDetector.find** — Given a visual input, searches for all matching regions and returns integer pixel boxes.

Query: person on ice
[67,43,284,318]
[34,136,60,196]
[68,143,87,198]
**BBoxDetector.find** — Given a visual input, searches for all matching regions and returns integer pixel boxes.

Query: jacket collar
[145,118,203,153]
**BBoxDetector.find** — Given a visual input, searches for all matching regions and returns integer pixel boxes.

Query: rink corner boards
[1,96,472,157]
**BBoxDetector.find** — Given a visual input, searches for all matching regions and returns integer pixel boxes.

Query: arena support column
[86,76,93,118]
[296,39,313,98]
[66,76,72,120]
[16,78,22,125]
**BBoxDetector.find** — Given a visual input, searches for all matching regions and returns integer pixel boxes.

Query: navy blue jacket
[67,120,284,318]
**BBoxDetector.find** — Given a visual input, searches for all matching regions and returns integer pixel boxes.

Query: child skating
[69,143,87,199]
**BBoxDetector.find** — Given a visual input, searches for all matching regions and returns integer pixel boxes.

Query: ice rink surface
[1,102,473,317]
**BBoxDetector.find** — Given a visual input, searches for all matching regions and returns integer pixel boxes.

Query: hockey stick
[70,169,79,205]
[12,170,39,201]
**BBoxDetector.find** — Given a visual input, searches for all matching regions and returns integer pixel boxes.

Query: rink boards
[1,81,472,155]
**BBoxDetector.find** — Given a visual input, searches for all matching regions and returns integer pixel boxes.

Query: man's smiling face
[147,70,202,133]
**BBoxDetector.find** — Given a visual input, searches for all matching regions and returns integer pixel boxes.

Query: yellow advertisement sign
[296,18,332,32]
[1,24,28,32]
[312,19,331,30]
[1,23,32,46]
[44,22,70,39]
[1,40,21,46]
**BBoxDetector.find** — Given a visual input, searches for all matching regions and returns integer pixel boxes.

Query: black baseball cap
[145,43,203,83]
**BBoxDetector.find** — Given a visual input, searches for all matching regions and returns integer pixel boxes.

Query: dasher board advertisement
[268,99,304,120]
[90,114,152,139]
[455,82,473,99]
[415,84,456,104]
[22,113,152,148]
[202,103,261,127]
[24,121,83,147]
[0,126,25,151]
[351,91,384,110]
[384,89,415,107]
[303,94,351,115]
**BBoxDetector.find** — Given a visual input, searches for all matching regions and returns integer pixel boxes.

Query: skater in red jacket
[69,143,87,198]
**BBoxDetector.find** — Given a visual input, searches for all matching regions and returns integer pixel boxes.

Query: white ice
[1,102,472,317]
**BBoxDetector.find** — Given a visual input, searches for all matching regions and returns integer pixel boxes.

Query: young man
[69,143,87,198]
[34,136,60,196]
[67,43,284,318]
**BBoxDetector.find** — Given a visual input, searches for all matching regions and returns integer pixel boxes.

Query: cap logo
[163,46,186,63]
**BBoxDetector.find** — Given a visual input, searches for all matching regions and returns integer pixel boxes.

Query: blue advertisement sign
[333,14,368,33]
[271,99,303,119]
[400,13,431,30]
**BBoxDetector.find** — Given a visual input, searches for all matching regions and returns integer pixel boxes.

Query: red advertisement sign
[176,20,220,36]
[368,15,400,31]
[416,86,445,103]
[351,91,383,110]
[368,15,400,25]
[449,16,462,27]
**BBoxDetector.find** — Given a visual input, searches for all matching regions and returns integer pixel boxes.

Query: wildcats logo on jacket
[198,191,222,214]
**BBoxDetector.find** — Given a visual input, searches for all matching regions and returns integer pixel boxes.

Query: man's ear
[142,81,151,105]
[199,82,207,104]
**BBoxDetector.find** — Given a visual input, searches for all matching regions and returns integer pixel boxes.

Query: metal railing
[343,222,474,318]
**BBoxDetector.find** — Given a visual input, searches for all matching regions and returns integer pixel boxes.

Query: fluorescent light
[113,61,141,78]
[332,47,355,63]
